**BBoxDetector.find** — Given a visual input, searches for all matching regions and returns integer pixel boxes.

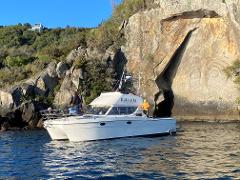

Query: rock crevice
[162,10,220,22]
[154,28,196,117]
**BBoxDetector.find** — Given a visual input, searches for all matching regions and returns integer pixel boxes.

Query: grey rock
[37,118,44,129]
[56,62,69,78]
[86,47,104,60]
[1,121,10,132]
[54,66,83,107]
[9,87,23,108]
[35,71,58,96]
[0,90,14,110]
[66,46,86,64]
[21,83,35,97]
[47,61,57,78]
[103,46,116,61]
[21,101,40,129]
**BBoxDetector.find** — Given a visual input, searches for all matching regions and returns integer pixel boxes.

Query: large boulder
[54,66,83,107]
[56,62,70,78]
[124,0,240,120]
[35,72,58,96]
[66,46,86,64]
[1,121,10,132]
[35,63,59,96]
[21,83,35,97]
[0,90,14,110]
[0,109,26,131]
[21,101,41,129]
[86,47,103,60]
[47,61,58,78]
[0,83,35,113]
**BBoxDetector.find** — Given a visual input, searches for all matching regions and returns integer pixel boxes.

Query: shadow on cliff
[154,28,197,117]
[110,48,132,92]
[112,49,128,79]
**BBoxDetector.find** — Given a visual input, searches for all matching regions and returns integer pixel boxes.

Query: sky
[0,0,122,28]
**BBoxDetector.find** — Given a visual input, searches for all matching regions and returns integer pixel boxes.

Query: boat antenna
[117,70,125,91]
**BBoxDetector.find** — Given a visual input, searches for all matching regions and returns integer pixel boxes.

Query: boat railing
[40,109,77,121]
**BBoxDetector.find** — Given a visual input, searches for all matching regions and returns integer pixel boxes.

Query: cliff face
[124,0,240,120]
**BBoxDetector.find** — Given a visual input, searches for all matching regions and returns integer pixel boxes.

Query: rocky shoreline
[0,101,45,132]
[176,116,240,123]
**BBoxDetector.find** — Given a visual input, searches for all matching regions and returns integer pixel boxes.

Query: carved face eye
[190,70,201,79]
[189,70,201,88]
[208,68,220,78]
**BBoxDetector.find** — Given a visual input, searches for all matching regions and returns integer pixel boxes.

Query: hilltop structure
[30,23,44,32]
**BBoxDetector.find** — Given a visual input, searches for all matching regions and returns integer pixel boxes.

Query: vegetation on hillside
[74,56,113,104]
[224,60,240,104]
[0,24,89,87]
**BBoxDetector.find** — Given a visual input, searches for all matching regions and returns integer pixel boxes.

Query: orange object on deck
[140,100,150,111]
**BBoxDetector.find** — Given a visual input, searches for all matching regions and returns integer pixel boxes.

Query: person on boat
[140,99,150,116]
[68,92,83,115]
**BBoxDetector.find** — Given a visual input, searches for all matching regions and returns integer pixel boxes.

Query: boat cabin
[87,92,143,115]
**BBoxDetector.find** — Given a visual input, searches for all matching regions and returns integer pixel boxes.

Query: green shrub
[224,60,240,77]
[78,58,114,104]
[73,55,87,68]
[224,60,240,104]
[0,67,29,88]
[3,55,35,67]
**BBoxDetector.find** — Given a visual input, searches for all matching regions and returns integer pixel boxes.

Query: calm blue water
[0,122,240,179]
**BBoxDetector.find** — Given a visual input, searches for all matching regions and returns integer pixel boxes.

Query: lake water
[0,122,240,179]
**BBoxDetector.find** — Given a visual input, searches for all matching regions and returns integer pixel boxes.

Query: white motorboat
[43,92,176,142]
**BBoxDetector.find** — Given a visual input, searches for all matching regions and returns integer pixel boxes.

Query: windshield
[85,106,110,115]
[108,107,138,115]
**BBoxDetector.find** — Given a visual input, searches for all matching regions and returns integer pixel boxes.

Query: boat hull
[61,118,176,142]
[44,122,68,140]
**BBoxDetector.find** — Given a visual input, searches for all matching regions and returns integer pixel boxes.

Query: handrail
[40,109,77,121]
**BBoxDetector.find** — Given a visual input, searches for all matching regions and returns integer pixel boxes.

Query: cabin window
[85,106,110,115]
[128,107,137,114]
[108,107,119,115]
[108,107,137,115]
[119,107,128,115]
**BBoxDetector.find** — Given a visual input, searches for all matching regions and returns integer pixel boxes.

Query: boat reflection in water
[43,92,176,142]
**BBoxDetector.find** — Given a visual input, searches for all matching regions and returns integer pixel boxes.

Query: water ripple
[0,122,240,179]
